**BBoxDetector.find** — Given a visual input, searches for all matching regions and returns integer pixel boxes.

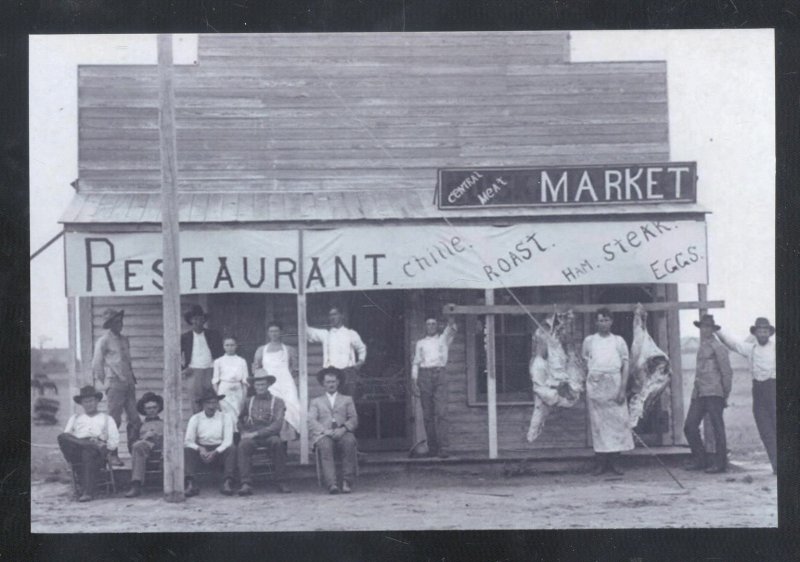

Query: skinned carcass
[526,312,586,442]
[627,304,672,428]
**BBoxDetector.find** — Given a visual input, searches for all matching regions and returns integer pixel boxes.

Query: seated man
[237,371,290,495]
[125,392,165,498]
[308,367,359,494]
[183,388,237,496]
[57,385,119,502]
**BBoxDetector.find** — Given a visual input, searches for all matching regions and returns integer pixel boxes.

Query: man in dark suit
[309,367,359,494]
[181,305,224,413]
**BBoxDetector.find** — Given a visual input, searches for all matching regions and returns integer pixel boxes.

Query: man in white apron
[582,308,633,475]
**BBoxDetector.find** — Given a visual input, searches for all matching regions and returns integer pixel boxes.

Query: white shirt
[582,333,629,373]
[190,331,213,369]
[307,325,367,369]
[64,412,120,451]
[326,392,338,409]
[184,410,234,452]
[212,354,249,385]
[718,331,776,381]
[412,324,457,377]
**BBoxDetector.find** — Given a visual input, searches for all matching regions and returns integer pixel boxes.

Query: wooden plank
[446,301,724,316]
[157,34,185,502]
[485,289,498,459]
[666,284,686,445]
[297,231,309,465]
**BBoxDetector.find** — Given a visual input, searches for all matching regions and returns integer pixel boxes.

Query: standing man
[307,306,367,396]
[582,308,633,476]
[92,308,139,466]
[181,305,224,414]
[683,314,733,473]
[411,312,457,459]
[57,386,119,502]
[183,388,237,496]
[237,372,291,496]
[125,392,165,498]
[717,317,776,474]
[309,367,359,494]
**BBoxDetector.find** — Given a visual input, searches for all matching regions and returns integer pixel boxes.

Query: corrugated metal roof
[60,190,708,226]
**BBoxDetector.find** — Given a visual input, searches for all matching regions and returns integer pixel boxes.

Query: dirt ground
[30,359,778,532]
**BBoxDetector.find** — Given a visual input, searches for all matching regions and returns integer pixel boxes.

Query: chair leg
[105,460,116,494]
[315,447,322,488]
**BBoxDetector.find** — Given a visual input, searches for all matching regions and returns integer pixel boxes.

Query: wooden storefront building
[61,32,714,461]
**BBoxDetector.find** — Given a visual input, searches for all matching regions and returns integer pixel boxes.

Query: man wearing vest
[683,314,734,473]
[181,305,224,414]
[306,306,367,397]
[717,317,777,474]
[237,371,291,496]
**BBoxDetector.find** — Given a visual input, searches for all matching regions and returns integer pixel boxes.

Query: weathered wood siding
[77,32,669,193]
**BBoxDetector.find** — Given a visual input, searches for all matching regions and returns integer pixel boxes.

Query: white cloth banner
[302,219,707,292]
[65,230,299,296]
[65,219,707,296]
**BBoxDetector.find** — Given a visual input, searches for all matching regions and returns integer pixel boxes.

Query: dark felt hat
[101,308,125,329]
[316,366,346,386]
[73,385,103,404]
[136,391,164,416]
[249,369,277,386]
[693,314,721,331]
[183,304,209,324]
[197,387,225,405]
[750,317,775,336]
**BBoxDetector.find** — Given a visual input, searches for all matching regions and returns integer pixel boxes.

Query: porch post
[665,284,686,444]
[67,297,78,416]
[484,289,498,459]
[297,230,309,464]
[698,284,716,454]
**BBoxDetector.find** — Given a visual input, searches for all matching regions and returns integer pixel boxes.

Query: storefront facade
[62,32,713,459]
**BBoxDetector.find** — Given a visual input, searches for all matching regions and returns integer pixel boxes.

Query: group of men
[580,309,777,476]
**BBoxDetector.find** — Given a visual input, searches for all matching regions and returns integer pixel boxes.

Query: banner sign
[438,163,697,209]
[302,219,707,292]
[66,230,299,297]
[66,220,707,296]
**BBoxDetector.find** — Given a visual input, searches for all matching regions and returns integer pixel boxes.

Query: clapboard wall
[76,32,669,193]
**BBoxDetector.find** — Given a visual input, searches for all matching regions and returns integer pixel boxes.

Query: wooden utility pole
[158,34,184,502]
[698,284,717,455]
[484,289,498,459]
[297,230,310,464]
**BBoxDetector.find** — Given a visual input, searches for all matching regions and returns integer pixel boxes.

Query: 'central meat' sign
[438,162,697,209]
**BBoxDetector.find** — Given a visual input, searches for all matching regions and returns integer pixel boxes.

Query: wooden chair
[314,443,361,488]
[249,443,276,482]
[142,451,164,489]
[69,458,116,499]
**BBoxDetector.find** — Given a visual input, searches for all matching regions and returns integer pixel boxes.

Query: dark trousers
[342,366,360,398]
[316,433,357,488]
[184,444,237,482]
[57,433,108,496]
[188,368,215,413]
[237,434,287,484]
[418,367,450,453]
[752,379,777,471]
[130,439,160,484]
[684,396,727,467]
[106,382,141,452]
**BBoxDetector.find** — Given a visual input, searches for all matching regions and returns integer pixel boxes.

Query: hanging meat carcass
[526,311,586,442]
[627,304,672,428]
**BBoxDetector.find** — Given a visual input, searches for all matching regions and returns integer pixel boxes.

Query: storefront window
[469,314,534,404]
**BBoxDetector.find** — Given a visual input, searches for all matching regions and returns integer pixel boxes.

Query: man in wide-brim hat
[717,316,777,474]
[180,304,224,414]
[236,370,291,495]
[57,386,120,501]
[125,392,165,497]
[309,367,359,494]
[91,307,139,467]
[683,314,733,473]
[183,387,237,496]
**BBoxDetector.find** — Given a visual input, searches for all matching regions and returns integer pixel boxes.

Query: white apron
[262,344,301,441]
[585,334,634,453]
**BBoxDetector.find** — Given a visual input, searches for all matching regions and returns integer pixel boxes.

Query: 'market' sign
[438,162,697,209]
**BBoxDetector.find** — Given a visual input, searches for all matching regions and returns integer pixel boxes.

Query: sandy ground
[31,358,778,532]
[31,458,777,533]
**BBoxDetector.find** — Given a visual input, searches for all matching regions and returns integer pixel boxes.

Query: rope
[30,230,64,261]
[631,429,685,489]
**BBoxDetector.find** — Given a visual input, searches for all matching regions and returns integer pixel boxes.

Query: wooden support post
[297,230,309,465]
[157,34,184,502]
[697,284,716,454]
[78,297,93,387]
[67,297,78,416]
[665,285,686,444]
[484,289,498,459]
